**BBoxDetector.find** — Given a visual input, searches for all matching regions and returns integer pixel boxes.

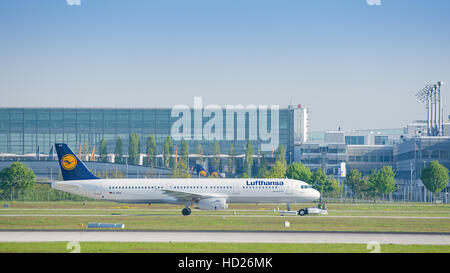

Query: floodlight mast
[438,81,443,136]
[431,85,437,136]
[426,90,429,135]
[426,85,433,136]
[427,86,431,136]
[415,82,444,136]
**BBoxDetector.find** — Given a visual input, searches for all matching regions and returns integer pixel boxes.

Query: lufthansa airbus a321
[52,143,320,215]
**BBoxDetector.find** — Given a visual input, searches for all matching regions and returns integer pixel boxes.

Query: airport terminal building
[297,127,450,202]
[0,105,310,164]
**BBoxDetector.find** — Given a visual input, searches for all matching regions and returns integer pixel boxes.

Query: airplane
[191,164,224,178]
[191,164,208,177]
[52,143,320,216]
[208,165,224,178]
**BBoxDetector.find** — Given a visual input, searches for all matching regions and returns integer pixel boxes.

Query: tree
[257,165,269,178]
[0,162,36,200]
[179,138,189,171]
[173,137,190,177]
[275,144,286,168]
[286,162,312,183]
[260,152,268,169]
[227,144,236,176]
[163,136,173,168]
[82,141,90,160]
[327,176,342,198]
[257,152,269,178]
[366,166,397,203]
[145,135,156,167]
[266,161,286,178]
[111,169,124,178]
[99,139,108,163]
[345,169,364,203]
[366,169,381,203]
[212,139,220,171]
[114,136,123,164]
[128,133,140,165]
[378,165,397,201]
[96,170,125,179]
[421,161,449,203]
[311,168,328,202]
[244,141,254,177]
[172,168,191,178]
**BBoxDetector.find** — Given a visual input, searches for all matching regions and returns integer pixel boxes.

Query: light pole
[416,85,433,136]
[433,85,437,135]
[410,161,413,203]
[416,82,443,136]
[437,81,443,135]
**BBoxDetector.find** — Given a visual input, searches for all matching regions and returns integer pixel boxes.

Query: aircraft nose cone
[313,189,321,200]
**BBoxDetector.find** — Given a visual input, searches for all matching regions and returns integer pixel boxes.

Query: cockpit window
[301,185,313,189]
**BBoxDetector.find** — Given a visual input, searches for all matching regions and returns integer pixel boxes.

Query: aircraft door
[285,181,293,195]
[233,183,240,195]
[95,184,105,200]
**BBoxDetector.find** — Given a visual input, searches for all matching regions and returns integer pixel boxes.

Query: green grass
[1,215,450,233]
[1,201,450,233]
[1,242,450,253]
[2,201,450,213]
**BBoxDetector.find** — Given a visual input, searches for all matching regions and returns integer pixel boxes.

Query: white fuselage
[52,178,320,206]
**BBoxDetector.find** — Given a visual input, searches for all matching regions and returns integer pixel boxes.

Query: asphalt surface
[1,230,450,245]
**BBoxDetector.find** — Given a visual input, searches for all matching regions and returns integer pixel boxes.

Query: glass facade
[299,143,347,174]
[374,136,388,145]
[0,108,294,160]
[299,142,395,176]
[395,137,450,179]
[347,145,394,176]
[345,136,365,145]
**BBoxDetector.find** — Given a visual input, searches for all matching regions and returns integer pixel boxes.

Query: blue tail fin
[191,164,208,177]
[208,165,220,178]
[54,143,99,181]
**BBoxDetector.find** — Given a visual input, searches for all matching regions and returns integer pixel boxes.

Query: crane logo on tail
[61,154,77,170]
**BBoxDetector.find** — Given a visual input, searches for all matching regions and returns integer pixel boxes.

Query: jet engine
[195,198,228,210]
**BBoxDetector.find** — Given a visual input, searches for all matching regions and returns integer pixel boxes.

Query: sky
[0,0,449,131]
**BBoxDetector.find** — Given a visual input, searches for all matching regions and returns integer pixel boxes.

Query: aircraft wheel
[182,208,191,216]
[298,209,306,216]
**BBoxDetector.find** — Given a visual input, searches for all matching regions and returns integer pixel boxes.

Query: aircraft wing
[161,189,226,202]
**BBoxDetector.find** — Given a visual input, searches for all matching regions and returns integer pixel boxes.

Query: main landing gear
[182,207,191,216]
[182,203,192,216]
